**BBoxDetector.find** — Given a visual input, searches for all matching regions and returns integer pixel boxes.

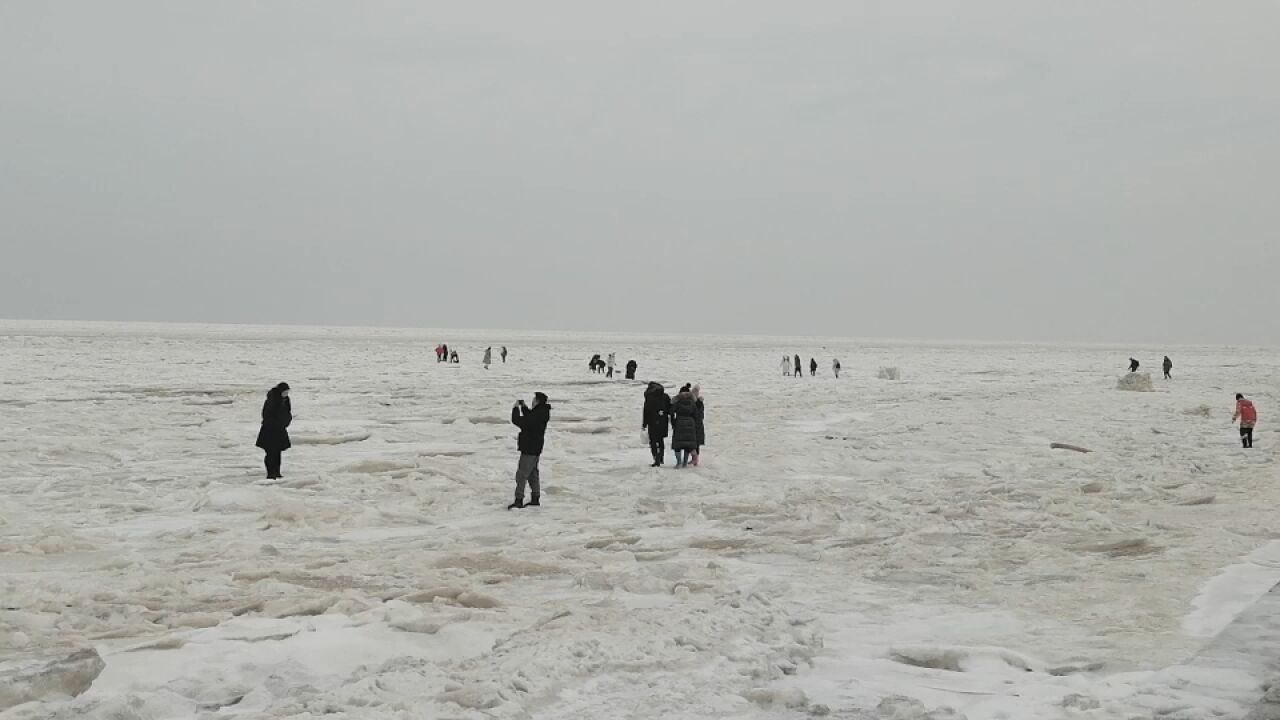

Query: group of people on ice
[589,353,638,380]
[642,382,706,468]
[782,355,841,378]
[435,344,509,367]
[1127,355,1175,379]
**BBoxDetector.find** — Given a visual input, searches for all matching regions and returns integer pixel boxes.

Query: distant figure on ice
[793,355,803,379]
[501,346,508,363]
[606,353,616,379]
[442,344,449,363]
[810,358,818,377]
[781,356,791,376]
[589,354,604,373]
[483,347,492,370]
[451,350,460,364]
[669,385,700,468]
[1163,356,1173,380]
[642,382,671,467]
[625,359,638,380]
[1128,358,1140,373]
[833,358,842,378]
[1233,394,1257,449]
[509,392,551,509]
[435,345,445,363]
[691,385,706,466]
[256,382,292,480]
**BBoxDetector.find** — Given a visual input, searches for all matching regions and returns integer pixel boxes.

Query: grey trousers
[515,453,541,501]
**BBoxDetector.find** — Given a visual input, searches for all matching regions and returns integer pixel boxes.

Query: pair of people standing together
[643,382,705,468]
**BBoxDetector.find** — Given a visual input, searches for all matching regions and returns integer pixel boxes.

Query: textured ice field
[0,321,1276,719]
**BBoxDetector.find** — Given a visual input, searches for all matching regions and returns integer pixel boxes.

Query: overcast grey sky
[2,2,1277,343]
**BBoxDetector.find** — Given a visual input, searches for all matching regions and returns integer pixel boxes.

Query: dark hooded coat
[256,385,292,452]
[643,382,670,441]
[512,397,552,456]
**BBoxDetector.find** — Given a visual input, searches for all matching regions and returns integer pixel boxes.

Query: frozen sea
[0,320,1276,719]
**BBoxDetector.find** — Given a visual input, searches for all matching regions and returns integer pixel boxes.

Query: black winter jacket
[643,383,670,440]
[512,402,552,456]
[256,391,292,452]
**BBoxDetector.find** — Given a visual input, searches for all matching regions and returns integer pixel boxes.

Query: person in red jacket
[1233,394,1257,448]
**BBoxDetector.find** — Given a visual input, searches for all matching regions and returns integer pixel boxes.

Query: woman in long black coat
[256,382,292,479]
[669,388,700,468]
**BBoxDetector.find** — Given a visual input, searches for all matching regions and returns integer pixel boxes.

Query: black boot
[528,496,540,507]
[508,500,524,510]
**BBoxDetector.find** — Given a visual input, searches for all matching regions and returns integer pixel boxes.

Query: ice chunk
[0,649,105,710]
[878,367,901,380]
[1116,372,1154,391]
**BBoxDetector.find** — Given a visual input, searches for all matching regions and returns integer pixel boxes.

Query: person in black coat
[255,382,292,479]
[625,359,638,380]
[1163,356,1173,380]
[509,392,552,509]
[809,358,818,376]
[793,355,802,379]
[1128,358,1140,373]
[642,382,671,467]
[669,388,699,468]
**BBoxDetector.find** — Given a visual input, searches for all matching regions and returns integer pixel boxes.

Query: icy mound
[0,649,105,710]
[1117,372,1154,392]
[878,367,901,380]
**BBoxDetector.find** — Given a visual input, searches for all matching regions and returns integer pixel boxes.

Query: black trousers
[265,450,282,478]
[1241,427,1254,448]
[649,438,665,465]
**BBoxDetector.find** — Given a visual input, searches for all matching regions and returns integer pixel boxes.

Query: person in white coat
[606,353,616,379]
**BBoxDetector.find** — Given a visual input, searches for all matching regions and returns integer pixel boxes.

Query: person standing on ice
[642,382,671,467]
[669,386,700,468]
[781,356,791,376]
[483,347,492,370]
[1128,358,1140,373]
[625,359,638,380]
[1163,356,1173,380]
[255,382,292,480]
[793,355,803,379]
[1233,394,1257,449]
[833,358,841,378]
[606,353,616,379]
[501,346,508,363]
[809,358,818,377]
[509,392,551,509]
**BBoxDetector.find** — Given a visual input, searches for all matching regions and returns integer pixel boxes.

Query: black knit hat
[534,392,548,405]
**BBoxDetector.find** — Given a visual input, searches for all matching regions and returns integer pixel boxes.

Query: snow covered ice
[0,320,1277,719]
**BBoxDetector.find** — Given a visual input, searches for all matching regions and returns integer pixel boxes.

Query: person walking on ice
[509,392,551,509]
[501,346,508,363]
[793,355,803,379]
[669,385,700,468]
[833,358,841,378]
[691,385,706,467]
[643,382,671,467]
[256,382,292,480]
[1233,394,1257,449]
[1163,356,1173,380]
[1128,357,1140,373]
[809,358,818,377]
[483,347,492,370]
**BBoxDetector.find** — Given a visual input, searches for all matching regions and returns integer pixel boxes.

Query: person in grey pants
[509,392,552,509]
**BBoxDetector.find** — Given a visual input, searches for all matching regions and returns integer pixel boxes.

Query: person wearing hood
[501,346,508,363]
[810,358,818,377]
[509,392,552,509]
[643,382,671,467]
[255,383,292,480]
[669,386,700,468]
[1233,394,1257,449]
[793,355,803,379]
[690,385,706,467]
[625,359,638,380]
[1162,356,1173,380]
[483,347,493,370]
[1128,358,1140,373]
